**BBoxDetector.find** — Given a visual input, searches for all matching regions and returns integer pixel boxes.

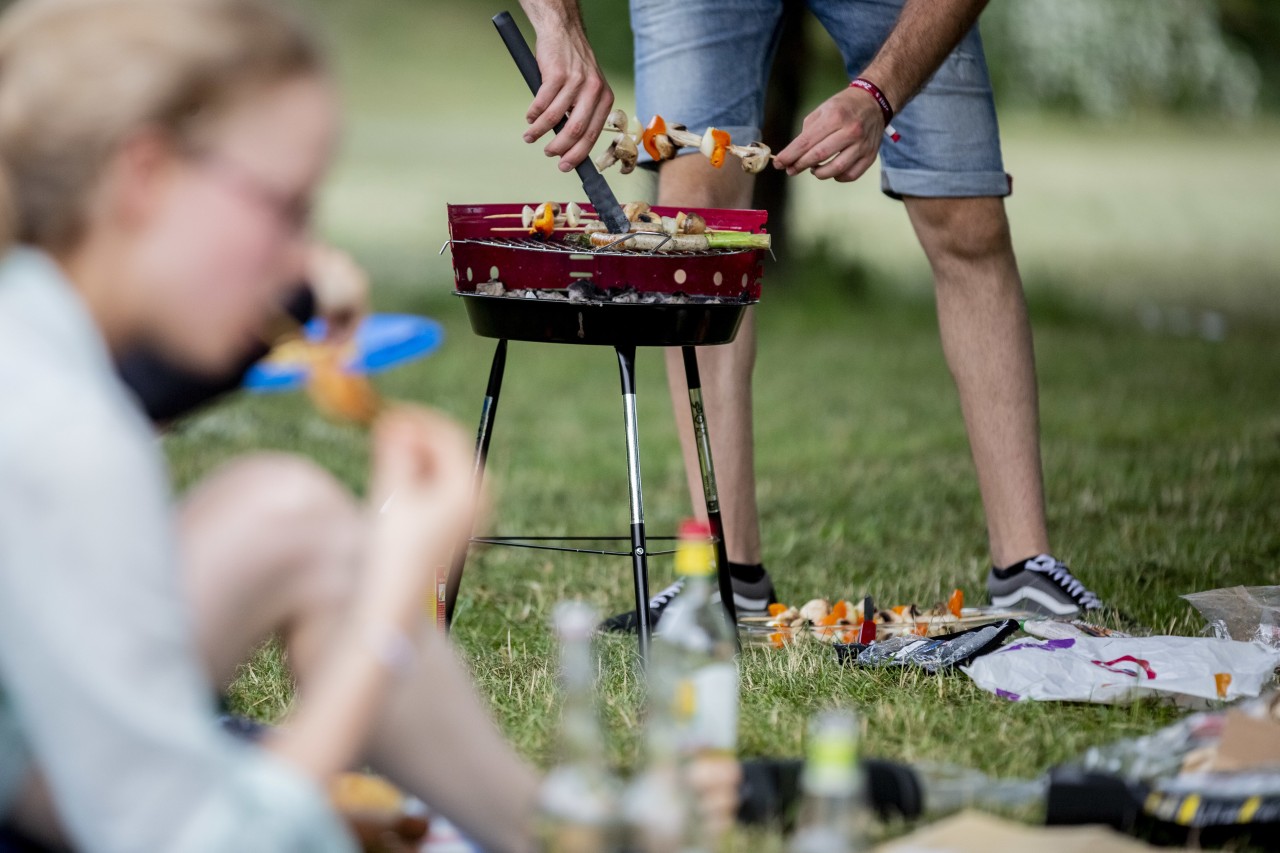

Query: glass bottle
[538,601,620,853]
[788,711,867,853]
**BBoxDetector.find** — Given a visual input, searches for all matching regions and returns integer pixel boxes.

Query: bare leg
[176,454,539,853]
[659,155,763,566]
[902,196,1050,568]
[4,454,539,852]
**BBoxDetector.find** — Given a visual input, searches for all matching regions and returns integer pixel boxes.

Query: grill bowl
[446,203,767,346]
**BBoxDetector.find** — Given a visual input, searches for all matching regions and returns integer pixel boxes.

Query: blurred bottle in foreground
[538,602,620,853]
[633,519,738,853]
[621,654,691,853]
[656,519,738,759]
[788,711,868,853]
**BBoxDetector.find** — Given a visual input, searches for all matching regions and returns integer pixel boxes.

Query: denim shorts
[631,0,1012,198]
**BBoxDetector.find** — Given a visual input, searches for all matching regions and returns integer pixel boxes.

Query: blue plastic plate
[244,313,444,393]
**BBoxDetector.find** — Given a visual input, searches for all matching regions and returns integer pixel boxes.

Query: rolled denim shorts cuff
[880,167,1012,200]
[638,124,762,169]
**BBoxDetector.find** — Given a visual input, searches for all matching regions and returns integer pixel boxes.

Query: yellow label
[675,540,716,576]
[1176,794,1201,826]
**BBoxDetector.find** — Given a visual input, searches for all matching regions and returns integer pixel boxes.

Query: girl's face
[128,75,339,376]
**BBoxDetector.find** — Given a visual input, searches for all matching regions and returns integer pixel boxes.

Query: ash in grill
[474,279,752,305]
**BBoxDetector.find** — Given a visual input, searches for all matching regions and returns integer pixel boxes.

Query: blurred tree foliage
[567,0,1279,117]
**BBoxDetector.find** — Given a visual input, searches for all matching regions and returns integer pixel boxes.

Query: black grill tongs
[492,11,631,235]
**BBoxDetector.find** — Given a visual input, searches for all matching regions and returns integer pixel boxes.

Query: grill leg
[616,345,651,663]
[682,347,739,641]
[445,339,508,631]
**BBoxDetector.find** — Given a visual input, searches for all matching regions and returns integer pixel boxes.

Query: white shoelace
[1026,554,1102,609]
[649,579,685,610]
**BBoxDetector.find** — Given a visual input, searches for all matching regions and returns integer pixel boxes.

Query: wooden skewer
[483,212,599,220]
[489,226,588,233]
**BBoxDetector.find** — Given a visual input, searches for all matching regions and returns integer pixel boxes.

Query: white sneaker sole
[991,586,1080,617]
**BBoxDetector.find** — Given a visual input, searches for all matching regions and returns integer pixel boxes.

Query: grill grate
[441,235,753,257]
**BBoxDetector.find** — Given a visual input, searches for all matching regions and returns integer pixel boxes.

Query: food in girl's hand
[330,772,429,853]
[306,349,382,426]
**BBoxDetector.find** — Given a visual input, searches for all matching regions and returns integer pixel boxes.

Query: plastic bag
[836,619,1018,673]
[1183,585,1280,651]
[1068,693,1280,829]
[962,635,1280,704]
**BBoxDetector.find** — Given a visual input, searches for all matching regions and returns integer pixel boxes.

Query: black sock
[729,561,766,584]
[993,554,1051,580]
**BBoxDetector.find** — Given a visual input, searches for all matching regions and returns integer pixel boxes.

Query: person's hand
[687,755,742,841]
[307,243,369,344]
[774,86,886,182]
[522,19,614,172]
[362,407,478,623]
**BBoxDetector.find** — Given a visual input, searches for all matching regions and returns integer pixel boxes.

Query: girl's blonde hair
[0,0,326,252]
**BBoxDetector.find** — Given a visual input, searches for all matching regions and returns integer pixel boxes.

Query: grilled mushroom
[596,133,639,174]
[731,141,772,174]
[666,124,702,149]
[603,108,629,134]
[622,201,651,222]
[799,598,832,622]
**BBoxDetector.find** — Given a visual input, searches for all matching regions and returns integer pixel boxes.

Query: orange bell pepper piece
[892,605,907,616]
[708,128,730,168]
[817,613,839,627]
[768,602,788,617]
[641,115,668,161]
[948,588,964,618]
[832,600,849,620]
[768,631,787,649]
[529,202,556,238]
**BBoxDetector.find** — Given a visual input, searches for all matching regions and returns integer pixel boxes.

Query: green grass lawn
[174,250,1279,778]
[164,0,1280,831]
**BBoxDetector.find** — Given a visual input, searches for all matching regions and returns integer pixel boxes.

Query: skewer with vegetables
[597,109,773,175]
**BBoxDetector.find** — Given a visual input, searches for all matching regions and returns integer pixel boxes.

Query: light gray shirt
[0,247,355,852]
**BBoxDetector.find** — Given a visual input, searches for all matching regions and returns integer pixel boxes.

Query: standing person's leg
[900,195,1048,568]
[657,159,763,573]
[610,0,782,626]
[810,2,1104,615]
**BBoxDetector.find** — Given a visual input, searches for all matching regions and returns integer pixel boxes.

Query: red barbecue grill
[442,202,768,658]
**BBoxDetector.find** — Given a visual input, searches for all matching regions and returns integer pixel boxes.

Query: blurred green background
[300,0,1280,320]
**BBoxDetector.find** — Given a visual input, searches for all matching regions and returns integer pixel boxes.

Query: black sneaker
[599,570,779,633]
[599,579,686,633]
[987,554,1103,617]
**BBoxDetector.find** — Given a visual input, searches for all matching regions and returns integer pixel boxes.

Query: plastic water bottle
[538,602,620,853]
[654,519,739,761]
[621,660,691,853]
[630,519,738,853]
[788,711,868,853]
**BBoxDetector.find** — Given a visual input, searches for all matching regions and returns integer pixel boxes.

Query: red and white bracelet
[849,77,901,143]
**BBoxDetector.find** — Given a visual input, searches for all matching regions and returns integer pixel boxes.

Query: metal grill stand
[443,339,738,662]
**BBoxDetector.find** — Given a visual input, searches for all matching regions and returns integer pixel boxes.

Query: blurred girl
[0,0,543,849]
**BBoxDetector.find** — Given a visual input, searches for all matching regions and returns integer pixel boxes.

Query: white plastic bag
[962,635,1279,704]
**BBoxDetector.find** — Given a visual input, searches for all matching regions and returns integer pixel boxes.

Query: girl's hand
[362,406,478,623]
[307,243,369,344]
